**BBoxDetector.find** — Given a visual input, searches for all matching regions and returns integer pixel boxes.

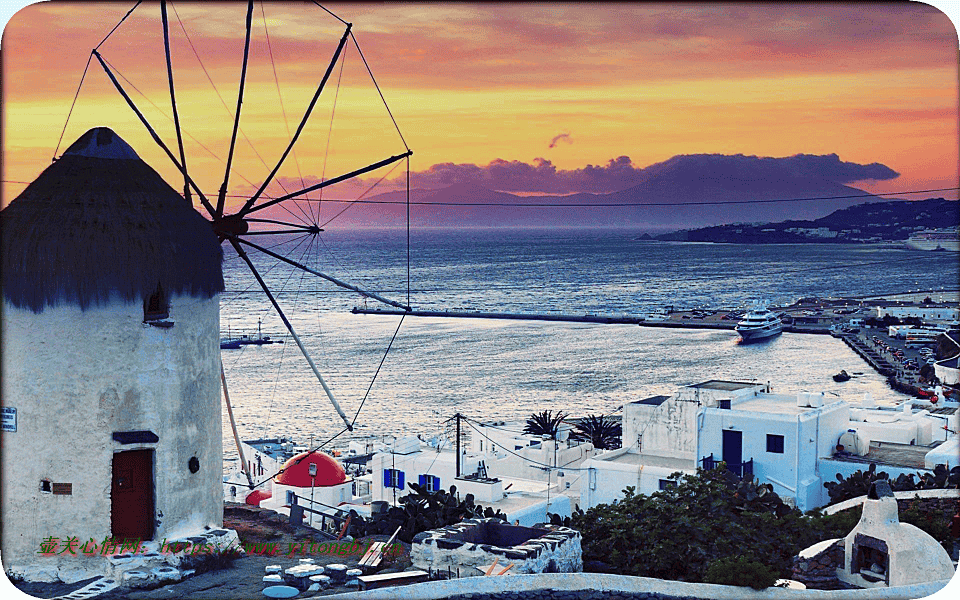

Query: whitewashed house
[697,388,849,510]
[369,436,578,526]
[581,380,956,512]
[467,420,597,483]
[1,128,226,582]
[876,305,960,323]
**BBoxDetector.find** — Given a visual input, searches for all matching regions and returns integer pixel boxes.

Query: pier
[350,306,948,397]
[838,333,895,376]
[350,307,831,335]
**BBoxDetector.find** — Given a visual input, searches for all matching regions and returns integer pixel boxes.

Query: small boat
[221,318,284,349]
[236,333,282,346]
[832,370,851,382]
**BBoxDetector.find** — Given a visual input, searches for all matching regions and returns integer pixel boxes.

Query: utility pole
[455,413,461,478]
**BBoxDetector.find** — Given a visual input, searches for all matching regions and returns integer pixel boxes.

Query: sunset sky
[2,2,958,213]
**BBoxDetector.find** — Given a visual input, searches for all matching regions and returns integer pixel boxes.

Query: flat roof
[687,380,759,391]
[631,395,671,406]
[728,394,826,416]
[597,451,695,471]
[834,441,939,470]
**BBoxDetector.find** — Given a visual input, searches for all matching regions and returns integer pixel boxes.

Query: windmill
[65,0,414,436]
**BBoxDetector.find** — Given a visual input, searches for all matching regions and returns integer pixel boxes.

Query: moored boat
[735,306,783,342]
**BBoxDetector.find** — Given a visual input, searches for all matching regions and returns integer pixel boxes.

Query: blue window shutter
[435,476,440,491]
[398,471,405,490]
[418,474,426,487]
[383,469,392,488]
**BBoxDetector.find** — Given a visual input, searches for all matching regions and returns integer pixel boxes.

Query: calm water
[217,229,958,462]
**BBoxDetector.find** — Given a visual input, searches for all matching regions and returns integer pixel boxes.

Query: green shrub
[899,498,954,551]
[571,466,828,582]
[703,556,781,590]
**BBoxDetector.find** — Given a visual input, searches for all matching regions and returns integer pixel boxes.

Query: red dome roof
[244,489,272,506]
[275,451,348,488]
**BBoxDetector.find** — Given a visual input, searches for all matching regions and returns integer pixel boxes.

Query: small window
[143,283,169,322]
[383,468,405,489]
[287,490,297,505]
[40,479,52,494]
[418,474,440,492]
[766,434,785,454]
[719,399,731,410]
[658,479,676,490]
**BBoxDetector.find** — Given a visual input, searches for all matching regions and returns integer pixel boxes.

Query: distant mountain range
[321,153,894,229]
[655,198,959,243]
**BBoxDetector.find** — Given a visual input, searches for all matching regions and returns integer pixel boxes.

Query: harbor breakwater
[350,307,830,335]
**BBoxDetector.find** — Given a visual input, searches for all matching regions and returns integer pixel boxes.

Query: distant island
[655,198,959,244]
[282,153,909,229]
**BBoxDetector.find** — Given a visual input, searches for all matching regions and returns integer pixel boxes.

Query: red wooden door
[111,450,155,541]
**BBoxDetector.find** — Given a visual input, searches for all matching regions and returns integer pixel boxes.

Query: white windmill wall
[1,292,221,580]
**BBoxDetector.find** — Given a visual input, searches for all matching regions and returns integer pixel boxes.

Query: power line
[462,417,596,473]
[3,182,957,209]
[244,186,960,207]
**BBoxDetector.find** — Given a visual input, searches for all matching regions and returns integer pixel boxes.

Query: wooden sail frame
[83,1,413,435]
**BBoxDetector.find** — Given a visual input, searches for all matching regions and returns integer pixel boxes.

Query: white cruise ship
[735,307,783,342]
[905,229,960,252]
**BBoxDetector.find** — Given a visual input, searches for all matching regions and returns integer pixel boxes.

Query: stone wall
[329,572,953,600]
[792,539,846,590]
[411,518,581,576]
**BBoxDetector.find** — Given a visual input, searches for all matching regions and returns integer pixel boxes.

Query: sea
[217,228,959,465]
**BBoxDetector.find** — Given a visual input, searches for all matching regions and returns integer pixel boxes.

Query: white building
[581,380,956,512]
[697,388,850,510]
[876,305,960,323]
[369,435,584,526]
[1,128,226,582]
[467,420,597,483]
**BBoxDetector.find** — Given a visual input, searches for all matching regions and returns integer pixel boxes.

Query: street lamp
[308,461,317,528]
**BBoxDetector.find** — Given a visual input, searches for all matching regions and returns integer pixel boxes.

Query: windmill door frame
[111,449,155,541]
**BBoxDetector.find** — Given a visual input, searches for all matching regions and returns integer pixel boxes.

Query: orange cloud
[2,2,957,210]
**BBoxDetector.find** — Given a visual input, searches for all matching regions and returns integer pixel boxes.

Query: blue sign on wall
[1,407,16,432]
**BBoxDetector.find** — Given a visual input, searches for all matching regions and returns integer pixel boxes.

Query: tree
[571,466,828,585]
[881,314,901,326]
[523,410,567,438]
[571,414,622,450]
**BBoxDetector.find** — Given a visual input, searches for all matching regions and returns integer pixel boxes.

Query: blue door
[722,430,742,474]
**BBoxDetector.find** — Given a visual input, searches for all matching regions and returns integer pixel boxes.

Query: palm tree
[523,410,568,438]
[571,414,622,450]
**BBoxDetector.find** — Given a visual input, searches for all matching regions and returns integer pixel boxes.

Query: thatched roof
[1,127,224,313]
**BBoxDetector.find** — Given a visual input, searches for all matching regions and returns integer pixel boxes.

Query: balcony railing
[700,453,753,478]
